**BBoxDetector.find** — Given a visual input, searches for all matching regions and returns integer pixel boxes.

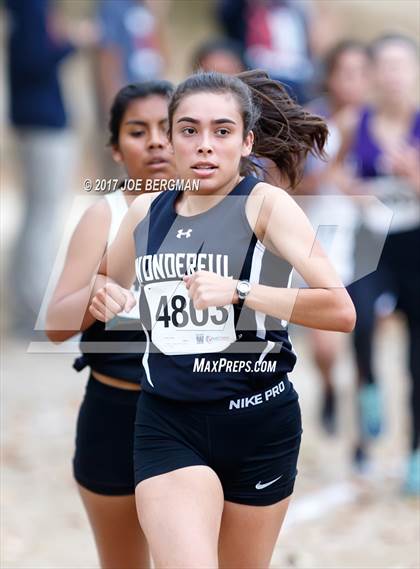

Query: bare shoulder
[251,181,296,210]
[72,198,111,244]
[249,182,306,241]
[81,198,111,225]
[55,198,112,293]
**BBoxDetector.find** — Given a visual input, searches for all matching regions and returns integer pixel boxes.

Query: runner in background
[296,40,370,434]
[345,34,419,493]
[46,81,175,567]
[217,0,342,103]
[192,38,246,74]
[93,0,169,178]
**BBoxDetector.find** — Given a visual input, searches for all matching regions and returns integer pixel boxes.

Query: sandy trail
[2,319,419,568]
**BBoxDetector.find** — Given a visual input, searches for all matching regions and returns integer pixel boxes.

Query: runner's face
[171,92,253,193]
[328,50,369,108]
[374,42,418,105]
[113,95,175,180]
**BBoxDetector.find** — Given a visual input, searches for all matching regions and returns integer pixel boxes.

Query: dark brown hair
[168,70,328,188]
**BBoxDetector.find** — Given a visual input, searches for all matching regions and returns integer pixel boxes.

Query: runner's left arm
[243,183,356,332]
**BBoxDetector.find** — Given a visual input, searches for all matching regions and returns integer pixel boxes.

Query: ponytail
[168,70,328,189]
[237,70,328,187]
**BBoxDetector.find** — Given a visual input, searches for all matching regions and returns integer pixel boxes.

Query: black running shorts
[134,378,302,506]
[73,374,140,495]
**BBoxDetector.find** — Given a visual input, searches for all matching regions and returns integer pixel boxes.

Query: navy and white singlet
[134,175,297,402]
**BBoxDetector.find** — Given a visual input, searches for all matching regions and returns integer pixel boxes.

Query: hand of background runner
[89,282,136,322]
[183,271,239,310]
[385,143,420,193]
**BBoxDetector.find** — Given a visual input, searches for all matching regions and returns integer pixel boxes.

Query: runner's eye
[216,128,230,136]
[181,127,196,136]
[130,131,146,138]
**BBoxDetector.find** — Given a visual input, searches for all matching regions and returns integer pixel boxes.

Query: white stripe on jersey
[249,239,266,340]
[281,268,294,328]
[141,323,154,387]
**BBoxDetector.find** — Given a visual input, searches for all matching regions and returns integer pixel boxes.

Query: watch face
[238,281,250,297]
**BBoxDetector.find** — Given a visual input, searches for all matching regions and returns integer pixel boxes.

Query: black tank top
[134,176,297,401]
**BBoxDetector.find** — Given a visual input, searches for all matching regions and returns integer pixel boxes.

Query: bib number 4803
[144,280,236,354]
[156,295,229,328]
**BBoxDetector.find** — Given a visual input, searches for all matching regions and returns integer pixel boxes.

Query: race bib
[144,280,236,355]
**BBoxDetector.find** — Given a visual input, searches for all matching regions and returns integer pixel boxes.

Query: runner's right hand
[89,282,136,322]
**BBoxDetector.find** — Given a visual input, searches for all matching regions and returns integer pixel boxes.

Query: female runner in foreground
[90,70,356,568]
[46,81,175,568]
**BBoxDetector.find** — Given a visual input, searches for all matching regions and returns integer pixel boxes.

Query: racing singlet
[134,176,297,400]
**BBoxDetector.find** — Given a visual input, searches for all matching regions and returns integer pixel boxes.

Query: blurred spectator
[192,38,246,74]
[296,40,370,435]
[5,0,97,333]
[218,0,341,103]
[312,40,371,120]
[345,34,420,494]
[95,0,168,119]
[93,0,169,179]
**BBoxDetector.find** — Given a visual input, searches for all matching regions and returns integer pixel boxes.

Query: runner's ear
[111,145,123,164]
[241,130,254,158]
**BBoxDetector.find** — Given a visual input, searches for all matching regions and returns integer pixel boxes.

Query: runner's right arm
[46,200,111,343]
[89,194,155,323]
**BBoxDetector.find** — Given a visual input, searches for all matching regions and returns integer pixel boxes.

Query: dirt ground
[2,318,419,568]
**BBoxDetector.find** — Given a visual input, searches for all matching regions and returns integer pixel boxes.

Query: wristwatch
[236,280,251,307]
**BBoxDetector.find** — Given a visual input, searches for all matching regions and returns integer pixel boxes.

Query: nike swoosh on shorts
[255,475,283,490]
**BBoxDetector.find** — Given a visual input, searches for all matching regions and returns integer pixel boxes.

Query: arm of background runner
[90,194,156,322]
[244,183,356,333]
[45,200,111,343]
[97,193,155,286]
